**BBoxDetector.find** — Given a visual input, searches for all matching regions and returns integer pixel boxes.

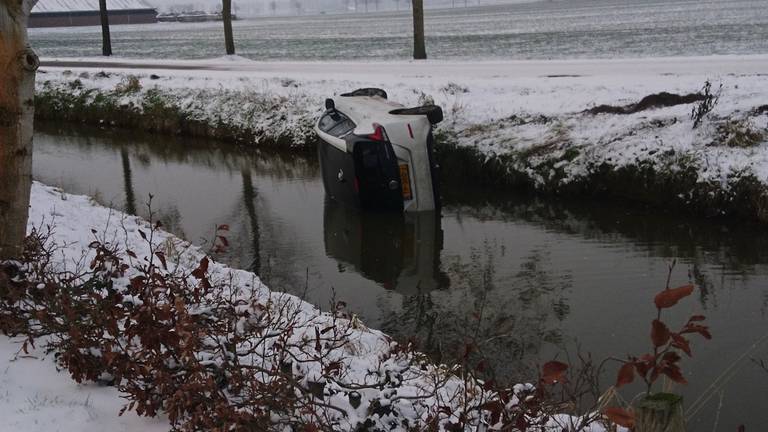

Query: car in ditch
[314,88,443,212]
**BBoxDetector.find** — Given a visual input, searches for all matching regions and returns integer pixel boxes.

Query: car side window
[319,111,356,138]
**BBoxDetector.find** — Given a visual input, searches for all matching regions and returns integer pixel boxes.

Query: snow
[37,55,768,192]
[40,54,768,79]
[1,342,167,432]
[0,185,163,432]
[26,0,768,61]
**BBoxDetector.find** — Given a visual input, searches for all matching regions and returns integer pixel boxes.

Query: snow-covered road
[40,54,768,80]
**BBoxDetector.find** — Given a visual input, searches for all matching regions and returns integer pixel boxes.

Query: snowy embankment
[35,55,768,220]
[2,183,612,431]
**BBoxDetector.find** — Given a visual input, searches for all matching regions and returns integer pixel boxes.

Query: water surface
[33,123,768,429]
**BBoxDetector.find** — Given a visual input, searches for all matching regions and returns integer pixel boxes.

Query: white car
[315,88,443,212]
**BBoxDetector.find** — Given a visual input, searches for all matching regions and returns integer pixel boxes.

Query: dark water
[29,0,768,61]
[33,123,768,429]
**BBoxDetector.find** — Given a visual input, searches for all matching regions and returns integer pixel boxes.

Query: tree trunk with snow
[99,0,112,56]
[222,0,235,55]
[411,0,426,59]
[0,0,39,260]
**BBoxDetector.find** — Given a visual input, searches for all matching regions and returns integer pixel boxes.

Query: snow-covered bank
[1,183,614,431]
[35,55,768,220]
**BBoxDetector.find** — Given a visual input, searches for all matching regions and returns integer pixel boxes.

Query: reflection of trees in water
[120,145,187,238]
[152,205,186,241]
[379,243,571,384]
[214,164,309,294]
[241,168,261,275]
[442,189,768,311]
[213,165,265,277]
[763,291,768,317]
[514,250,572,324]
[36,121,320,181]
[689,262,716,309]
[120,148,137,215]
[37,121,316,292]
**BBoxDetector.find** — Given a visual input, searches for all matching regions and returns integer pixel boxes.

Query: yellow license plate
[399,164,412,200]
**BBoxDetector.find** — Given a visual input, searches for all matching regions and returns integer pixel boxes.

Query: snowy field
[36,54,768,206]
[29,0,768,61]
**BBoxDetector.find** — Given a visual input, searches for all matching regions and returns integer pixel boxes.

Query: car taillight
[368,123,389,142]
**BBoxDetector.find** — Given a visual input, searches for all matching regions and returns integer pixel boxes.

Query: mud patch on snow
[585,92,706,115]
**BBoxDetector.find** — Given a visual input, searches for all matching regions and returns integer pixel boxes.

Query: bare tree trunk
[0,0,39,260]
[411,0,426,59]
[99,0,112,56]
[222,0,235,55]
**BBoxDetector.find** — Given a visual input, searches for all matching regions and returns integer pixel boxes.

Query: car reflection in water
[323,198,450,295]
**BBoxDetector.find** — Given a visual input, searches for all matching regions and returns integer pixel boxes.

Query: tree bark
[0,0,39,260]
[411,0,426,59]
[222,0,235,55]
[99,0,112,56]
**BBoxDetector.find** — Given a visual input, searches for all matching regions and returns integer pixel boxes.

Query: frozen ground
[28,0,768,61]
[0,336,169,432]
[37,54,768,197]
[1,183,613,431]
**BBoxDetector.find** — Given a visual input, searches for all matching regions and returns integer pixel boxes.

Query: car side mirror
[325,98,335,111]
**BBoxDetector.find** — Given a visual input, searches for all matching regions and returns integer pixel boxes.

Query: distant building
[29,0,158,28]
